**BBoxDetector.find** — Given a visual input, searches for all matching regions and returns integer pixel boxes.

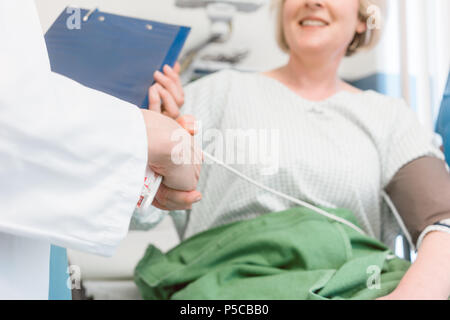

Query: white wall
[35,0,289,72]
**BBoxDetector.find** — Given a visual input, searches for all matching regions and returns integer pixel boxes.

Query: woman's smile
[282,0,366,57]
[298,16,330,28]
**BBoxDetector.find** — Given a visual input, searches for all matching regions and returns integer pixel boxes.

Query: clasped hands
[141,62,202,211]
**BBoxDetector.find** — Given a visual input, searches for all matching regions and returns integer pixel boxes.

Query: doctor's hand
[152,114,201,210]
[140,109,202,192]
[149,62,184,119]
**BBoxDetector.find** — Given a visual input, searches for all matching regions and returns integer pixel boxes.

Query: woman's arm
[382,157,450,299]
[379,231,450,300]
[385,157,450,245]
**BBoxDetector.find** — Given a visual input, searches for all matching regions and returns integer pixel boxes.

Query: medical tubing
[202,151,366,235]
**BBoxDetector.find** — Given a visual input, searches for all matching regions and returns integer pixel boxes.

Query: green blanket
[135,207,410,300]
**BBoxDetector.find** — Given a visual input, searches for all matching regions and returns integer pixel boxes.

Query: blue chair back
[436,73,450,165]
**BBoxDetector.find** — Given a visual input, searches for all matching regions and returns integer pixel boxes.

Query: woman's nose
[304,0,324,9]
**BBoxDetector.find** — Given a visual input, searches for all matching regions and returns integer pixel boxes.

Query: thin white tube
[202,151,367,235]
[381,190,415,252]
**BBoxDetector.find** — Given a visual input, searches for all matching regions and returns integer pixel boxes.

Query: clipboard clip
[82,7,98,22]
[81,7,152,29]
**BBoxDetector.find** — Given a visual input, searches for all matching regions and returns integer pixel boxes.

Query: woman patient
[140,0,450,299]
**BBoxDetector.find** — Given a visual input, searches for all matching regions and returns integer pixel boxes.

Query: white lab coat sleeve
[0,0,148,256]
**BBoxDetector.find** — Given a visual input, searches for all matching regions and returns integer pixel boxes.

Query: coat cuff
[416,219,450,249]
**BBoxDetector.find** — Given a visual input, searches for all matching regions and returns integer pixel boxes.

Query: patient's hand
[152,183,201,211]
[149,62,184,119]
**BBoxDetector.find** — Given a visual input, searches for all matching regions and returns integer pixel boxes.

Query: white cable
[381,190,415,252]
[202,151,366,235]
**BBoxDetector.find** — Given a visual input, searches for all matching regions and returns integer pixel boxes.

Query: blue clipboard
[45,8,190,108]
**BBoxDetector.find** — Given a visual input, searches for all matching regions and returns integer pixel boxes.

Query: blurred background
[35,0,450,299]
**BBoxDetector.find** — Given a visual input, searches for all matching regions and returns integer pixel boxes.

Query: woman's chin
[291,43,331,56]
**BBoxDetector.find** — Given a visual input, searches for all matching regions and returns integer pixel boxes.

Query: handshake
[140,62,202,211]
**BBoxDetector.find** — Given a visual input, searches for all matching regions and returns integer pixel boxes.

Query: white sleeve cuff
[416,219,450,249]
[129,167,164,231]
[129,207,166,231]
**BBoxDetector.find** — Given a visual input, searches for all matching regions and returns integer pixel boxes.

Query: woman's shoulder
[338,89,423,136]
[361,89,405,104]
[346,88,412,114]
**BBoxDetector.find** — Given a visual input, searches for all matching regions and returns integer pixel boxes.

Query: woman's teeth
[301,20,327,27]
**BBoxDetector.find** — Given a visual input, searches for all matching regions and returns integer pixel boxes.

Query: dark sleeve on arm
[385,157,450,244]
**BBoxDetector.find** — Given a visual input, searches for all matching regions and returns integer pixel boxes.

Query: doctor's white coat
[0,1,148,299]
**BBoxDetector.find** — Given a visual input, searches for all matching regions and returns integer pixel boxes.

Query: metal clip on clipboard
[82,7,153,30]
[82,7,97,22]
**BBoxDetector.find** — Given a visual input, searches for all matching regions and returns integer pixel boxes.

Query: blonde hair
[272,0,386,56]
